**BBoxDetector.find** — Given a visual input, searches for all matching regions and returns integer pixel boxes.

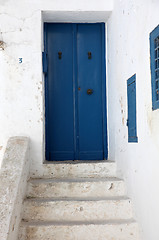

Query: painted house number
[19,58,23,63]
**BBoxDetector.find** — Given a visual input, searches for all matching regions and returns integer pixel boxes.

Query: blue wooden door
[44,23,107,161]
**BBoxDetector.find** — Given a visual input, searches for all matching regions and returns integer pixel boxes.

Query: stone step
[22,197,133,222]
[30,161,116,179]
[27,177,125,198]
[18,219,140,240]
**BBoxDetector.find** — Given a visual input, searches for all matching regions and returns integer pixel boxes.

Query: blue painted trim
[127,75,135,85]
[44,23,50,160]
[127,74,138,143]
[128,136,138,143]
[101,23,108,159]
[150,25,159,110]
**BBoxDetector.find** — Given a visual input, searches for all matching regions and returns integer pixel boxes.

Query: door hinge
[42,52,48,74]
[126,119,129,127]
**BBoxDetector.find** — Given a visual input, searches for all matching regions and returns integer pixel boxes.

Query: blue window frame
[150,25,159,110]
[127,74,138,143]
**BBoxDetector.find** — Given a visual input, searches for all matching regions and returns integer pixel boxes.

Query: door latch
[58,51,62,59]
[88,52,92,59]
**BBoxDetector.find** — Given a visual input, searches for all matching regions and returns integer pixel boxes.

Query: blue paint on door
[127,74,138,143]
[44,23,107,160]
[45,24,74,160]
[77,24,103,160]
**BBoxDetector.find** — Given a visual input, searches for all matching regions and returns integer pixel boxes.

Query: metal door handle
[87,89,93,95]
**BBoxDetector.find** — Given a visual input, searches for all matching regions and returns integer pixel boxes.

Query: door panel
[46,24,74,160]
[77,24,103,160]
[45,23,106,161]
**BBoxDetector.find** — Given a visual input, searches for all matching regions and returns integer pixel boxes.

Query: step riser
[23,199,133,222]
[19,161,141,240]
[31,162,116,179]
[19,223,140,240]
[27,180,126,198]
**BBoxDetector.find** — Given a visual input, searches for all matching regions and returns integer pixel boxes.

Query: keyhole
[58,52,62,59]
[88,52,92,59]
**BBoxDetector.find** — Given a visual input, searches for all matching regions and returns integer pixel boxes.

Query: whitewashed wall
[0,0,113,168]
[0,0,159,239]
[107,0,159,239]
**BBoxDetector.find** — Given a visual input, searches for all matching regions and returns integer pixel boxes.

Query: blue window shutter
[127,74,138,143]
[150,25,159,110]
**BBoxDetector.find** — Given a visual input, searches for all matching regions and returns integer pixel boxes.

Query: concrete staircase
[18,161,140,240]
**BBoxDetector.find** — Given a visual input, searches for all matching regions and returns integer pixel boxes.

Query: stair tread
[19,160,140,240]
[29,177,123,183]
[21,218,137,226]
[25,196,130,202]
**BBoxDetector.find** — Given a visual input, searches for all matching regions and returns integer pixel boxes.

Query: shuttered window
[127,74,138,143]
[150,25,159,110]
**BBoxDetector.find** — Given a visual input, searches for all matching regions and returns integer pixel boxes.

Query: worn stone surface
[18,160,141,240]
[0,137,30,240]
[27,177,126,198]
[23,197,133,222]
[30,161,116,179]
[18,161,140,240]
[19,221,140,240]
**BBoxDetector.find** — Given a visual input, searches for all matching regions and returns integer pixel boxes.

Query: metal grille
[155,37,159,101]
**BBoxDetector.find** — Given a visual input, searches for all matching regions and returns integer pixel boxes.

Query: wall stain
[0,40,5,50]
[119,96,125,125]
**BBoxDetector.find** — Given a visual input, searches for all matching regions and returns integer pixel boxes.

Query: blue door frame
[43,23,108,161]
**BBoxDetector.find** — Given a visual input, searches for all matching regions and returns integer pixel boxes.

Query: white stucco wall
[1,0,159,239]
[107,0,159,239]
[0,0,113,168]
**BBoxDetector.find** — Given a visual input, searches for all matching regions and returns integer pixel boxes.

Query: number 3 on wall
[19,58,23,63]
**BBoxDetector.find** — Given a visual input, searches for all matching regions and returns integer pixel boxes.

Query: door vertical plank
[45,24,74,160]
[77,24,104,160]
[101,23,108,160]
[72,24,79,160]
